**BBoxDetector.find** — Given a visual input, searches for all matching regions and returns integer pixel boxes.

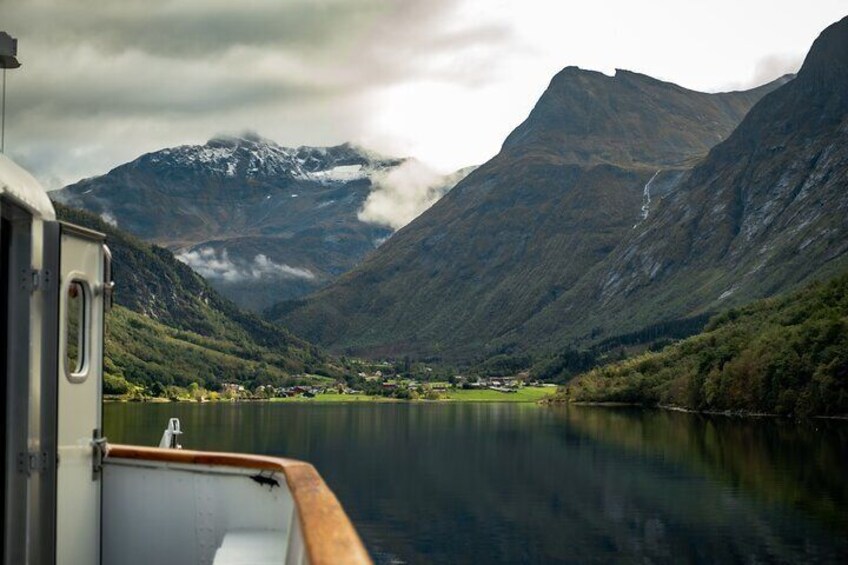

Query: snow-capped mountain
[52,134,463,311]
[143,133,390,182]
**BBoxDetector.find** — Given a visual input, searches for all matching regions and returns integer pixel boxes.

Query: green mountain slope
[55,204,340,394]
[271,66,789,360]
[562,271,848,417]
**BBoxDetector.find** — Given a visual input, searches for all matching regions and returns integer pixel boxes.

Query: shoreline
[104,395,848,419]
[104,388,557,405]
[545,399,848,420]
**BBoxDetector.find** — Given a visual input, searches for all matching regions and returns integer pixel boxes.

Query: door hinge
[16,450,49,476]
[92,429,107,480]
[23,268,52,294]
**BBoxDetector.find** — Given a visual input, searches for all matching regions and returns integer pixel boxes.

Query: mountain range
[54,16,848,377]
[53,135,467,311]
[271,52,808,360]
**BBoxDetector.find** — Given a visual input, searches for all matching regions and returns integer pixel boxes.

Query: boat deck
[102,445,371,565]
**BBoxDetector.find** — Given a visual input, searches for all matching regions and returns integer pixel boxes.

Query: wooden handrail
[104,444,372,565]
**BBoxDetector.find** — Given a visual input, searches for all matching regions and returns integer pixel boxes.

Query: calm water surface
[105,403,848,564]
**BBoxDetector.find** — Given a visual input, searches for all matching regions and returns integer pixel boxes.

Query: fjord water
[104,403,848,563]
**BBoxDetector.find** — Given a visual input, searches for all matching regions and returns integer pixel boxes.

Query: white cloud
[719,54,803,91]
[176,247,315,282]
[99,210,118,227]
[5,0,505,187]
[4,0,846,188]
[358,159,472,230]
[252,254,315,281]
[362,1,847,171]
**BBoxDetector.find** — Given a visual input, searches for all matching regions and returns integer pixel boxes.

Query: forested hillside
[562,271,848,417]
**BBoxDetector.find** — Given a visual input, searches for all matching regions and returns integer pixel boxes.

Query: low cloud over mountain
[176,248,316,284]
[358,160,474,230]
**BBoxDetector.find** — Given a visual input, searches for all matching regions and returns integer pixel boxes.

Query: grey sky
[2,0,846,188]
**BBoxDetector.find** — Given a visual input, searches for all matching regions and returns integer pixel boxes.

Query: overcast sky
[2,0,846,189]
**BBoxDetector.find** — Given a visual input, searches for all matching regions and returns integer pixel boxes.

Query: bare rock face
[554,15,848,345]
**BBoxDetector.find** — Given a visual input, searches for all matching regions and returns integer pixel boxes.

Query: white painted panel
[56,231,104,565]
[213,530,287,565]
[102,461,296,565]
[285,513,307,565]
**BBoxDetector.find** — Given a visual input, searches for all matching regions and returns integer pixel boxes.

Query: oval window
[66,280,90,381]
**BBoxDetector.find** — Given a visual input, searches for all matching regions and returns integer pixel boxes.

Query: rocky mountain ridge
[533,15,848,348]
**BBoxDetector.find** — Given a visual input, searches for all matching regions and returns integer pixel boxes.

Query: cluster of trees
[104,376,215,402]
[472,354,533,378]
[563,272,848,417]
[529,315,710,383]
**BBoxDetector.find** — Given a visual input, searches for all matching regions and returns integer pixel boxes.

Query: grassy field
[444,387,556,402]
[269,387,557,404]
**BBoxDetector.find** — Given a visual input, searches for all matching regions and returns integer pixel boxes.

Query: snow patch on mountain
[141,134,401,184]
[306,164,367,183]
[147,134,307,179]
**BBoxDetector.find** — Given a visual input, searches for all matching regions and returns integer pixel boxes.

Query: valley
[51,17,848,419]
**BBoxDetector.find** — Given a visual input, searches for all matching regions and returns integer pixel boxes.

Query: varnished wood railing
[104,444,372,565]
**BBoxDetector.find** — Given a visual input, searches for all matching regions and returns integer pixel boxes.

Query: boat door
[55,223,106,564]
[2,200,32,565]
